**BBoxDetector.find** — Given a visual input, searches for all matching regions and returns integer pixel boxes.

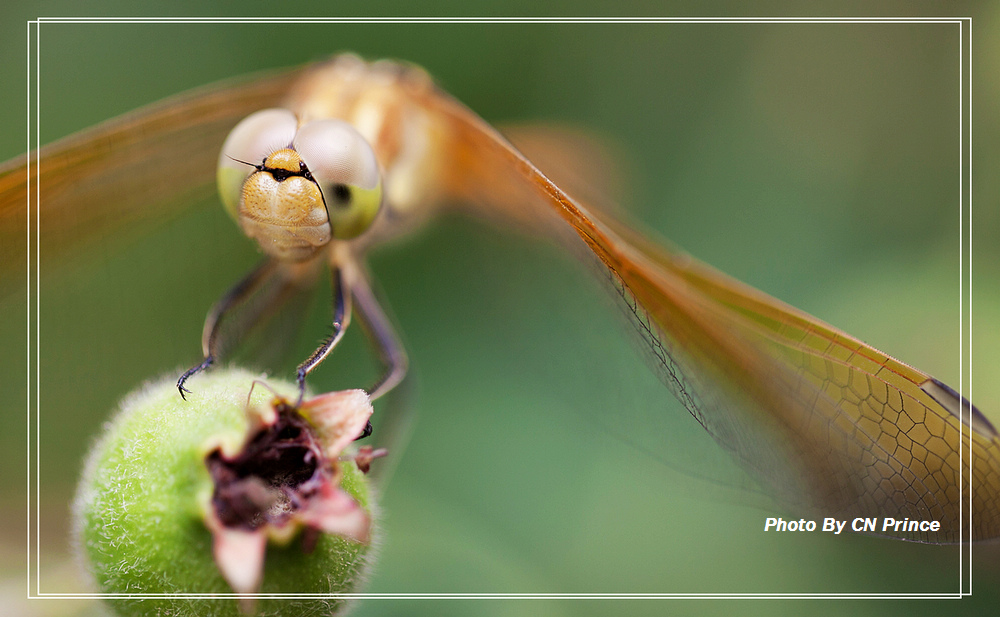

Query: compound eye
[217,109,298,219]
[293,119,383,240]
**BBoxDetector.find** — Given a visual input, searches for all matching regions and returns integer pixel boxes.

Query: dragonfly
[2,53,997,544]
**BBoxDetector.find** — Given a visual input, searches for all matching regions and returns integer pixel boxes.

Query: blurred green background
[2,3,999,617]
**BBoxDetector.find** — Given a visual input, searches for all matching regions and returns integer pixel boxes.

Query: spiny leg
[351,265,409,439]
[177,259,280,399]
[352,265,408,402]
[296,265,351,405]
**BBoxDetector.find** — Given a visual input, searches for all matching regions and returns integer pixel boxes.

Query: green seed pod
[72,369,380,617]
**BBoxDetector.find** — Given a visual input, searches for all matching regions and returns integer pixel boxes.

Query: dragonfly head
[218,109,383,262]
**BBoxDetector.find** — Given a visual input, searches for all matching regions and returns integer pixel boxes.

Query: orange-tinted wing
[0,66,305,283]
[419,84,1000,543]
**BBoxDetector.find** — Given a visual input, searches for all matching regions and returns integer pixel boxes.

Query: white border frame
[23,15,976,603]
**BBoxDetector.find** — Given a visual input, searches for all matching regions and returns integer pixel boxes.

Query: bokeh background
[2,3,999,617]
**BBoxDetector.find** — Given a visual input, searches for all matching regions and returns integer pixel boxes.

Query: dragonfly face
[217,108,383,262]
[5,52,997,547]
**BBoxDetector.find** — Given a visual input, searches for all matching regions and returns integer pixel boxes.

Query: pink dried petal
[297,480,370,543]
[299,389,373,458]
[207,512,267,594]
[203,387,376,597]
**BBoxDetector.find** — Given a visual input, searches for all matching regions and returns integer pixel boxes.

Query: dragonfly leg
[348,268,415,481]
[352,265,408,415]
[295,265,351,405]
[176,356,215,399]
[177,259,280,399]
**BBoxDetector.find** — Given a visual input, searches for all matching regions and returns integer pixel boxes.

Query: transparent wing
[0,65,305,281]
[420,87,1000,543]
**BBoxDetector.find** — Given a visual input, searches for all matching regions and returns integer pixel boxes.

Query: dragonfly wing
[0,66,305,278]
[420,87,1000,542]
[618,225,1000,543]
[499,122,632,219]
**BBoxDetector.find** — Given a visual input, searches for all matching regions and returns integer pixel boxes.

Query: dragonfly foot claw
[177,356,215,400]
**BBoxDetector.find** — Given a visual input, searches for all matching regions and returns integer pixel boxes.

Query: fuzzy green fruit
[73,369,379,617]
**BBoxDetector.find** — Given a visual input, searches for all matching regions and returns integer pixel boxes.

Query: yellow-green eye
[293,119,383,240]
[217,109,298,220]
